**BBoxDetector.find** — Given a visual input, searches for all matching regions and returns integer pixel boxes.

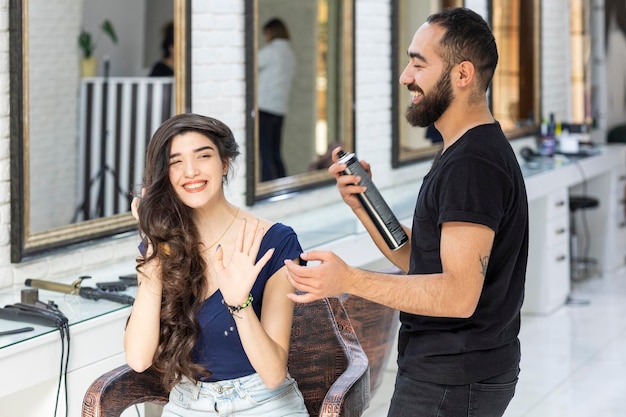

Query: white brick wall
[0,0,609,288]
[541,0,572,122]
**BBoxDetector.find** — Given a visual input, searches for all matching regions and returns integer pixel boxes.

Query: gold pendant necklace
[206,207,240,249]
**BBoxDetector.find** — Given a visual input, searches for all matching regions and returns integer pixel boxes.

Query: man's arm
[328,147,411,272]
[286,221,494,318]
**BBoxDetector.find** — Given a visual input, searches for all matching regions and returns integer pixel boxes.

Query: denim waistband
[177,372,272,400]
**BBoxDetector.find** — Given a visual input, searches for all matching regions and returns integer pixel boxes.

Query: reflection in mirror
[490,0,540,135]
[570,0,592,125]
[245,0,354,204]
[9,0,190,262]
[391,0,463,167]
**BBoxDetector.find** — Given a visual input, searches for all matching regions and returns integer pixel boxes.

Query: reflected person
[125,113,308,416]
[285,8,527,417]
[150,21,174,77]
[258,18,296,181]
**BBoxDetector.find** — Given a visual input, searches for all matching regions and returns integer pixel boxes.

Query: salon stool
[569,195,601,281]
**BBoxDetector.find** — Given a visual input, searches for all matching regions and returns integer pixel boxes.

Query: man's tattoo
[479,255,489,277]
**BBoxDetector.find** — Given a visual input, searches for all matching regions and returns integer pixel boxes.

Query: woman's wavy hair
[135,113,240,389]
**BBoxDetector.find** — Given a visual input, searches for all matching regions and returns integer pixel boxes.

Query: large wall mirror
[391,0,463,167]
[9,0,190,262]
[392,0,541,167]
[490,0,540,137]
[245,0,354,204]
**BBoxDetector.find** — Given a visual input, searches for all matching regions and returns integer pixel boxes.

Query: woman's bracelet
[222,294,253,318]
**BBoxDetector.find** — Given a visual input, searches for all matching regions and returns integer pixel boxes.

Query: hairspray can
[337,150,409,250]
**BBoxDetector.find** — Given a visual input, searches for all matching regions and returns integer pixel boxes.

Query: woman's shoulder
[237,213,295,238]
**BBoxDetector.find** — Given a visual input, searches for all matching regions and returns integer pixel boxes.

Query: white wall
[82,0,147,76]
[541,0,572,123]
[28,0,82,233]
[0,0,606,287]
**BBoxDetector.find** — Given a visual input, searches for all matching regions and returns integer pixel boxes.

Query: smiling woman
[126,113,310,416]
[9,0,190,262]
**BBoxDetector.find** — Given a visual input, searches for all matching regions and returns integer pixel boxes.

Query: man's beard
[405,69,453,128]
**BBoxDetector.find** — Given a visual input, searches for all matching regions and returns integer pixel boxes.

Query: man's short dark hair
[427,7,498,92]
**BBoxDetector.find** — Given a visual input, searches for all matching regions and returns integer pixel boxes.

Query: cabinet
[523,188,570,315]
[603,161,626,270]
[522,144,626,314]
[0,264,134,417]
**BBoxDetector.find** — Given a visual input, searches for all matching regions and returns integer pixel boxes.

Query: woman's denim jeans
[387,367,519,417]
[161,372,309,417]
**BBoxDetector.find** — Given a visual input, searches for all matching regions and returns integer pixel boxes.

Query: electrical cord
[32,301,70,417]
[0,301,70,417]
[46,301,70,417]
[54,322,66,417]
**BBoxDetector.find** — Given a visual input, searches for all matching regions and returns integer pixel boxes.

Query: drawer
[523,240,570,315]
[542,241,570,312]
[545,215,569,247]
[605,232,626,271]
[544,241,569,278]
[612,207,626,230]
[546,188,568,219]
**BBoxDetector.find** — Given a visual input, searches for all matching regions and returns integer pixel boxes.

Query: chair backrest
[340,294,399,398]
[82,297,369,417]
[288,297,370,416]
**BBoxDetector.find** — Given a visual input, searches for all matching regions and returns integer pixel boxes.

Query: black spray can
[337,150,409,251]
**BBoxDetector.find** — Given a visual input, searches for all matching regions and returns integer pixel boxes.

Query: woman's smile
[183,180,208,192]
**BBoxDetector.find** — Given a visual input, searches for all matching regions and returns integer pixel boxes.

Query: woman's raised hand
[131,187,145,221]
[212,218,274,306]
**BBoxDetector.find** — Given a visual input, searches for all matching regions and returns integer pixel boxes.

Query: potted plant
[78,20,118,77]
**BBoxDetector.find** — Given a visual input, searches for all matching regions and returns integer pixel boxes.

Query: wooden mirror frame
[9,0,191,262]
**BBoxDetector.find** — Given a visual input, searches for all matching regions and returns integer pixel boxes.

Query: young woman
[124,113,308,416]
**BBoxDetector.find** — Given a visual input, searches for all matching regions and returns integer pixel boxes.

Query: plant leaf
[101,20,118,44]
[78,31,93,57]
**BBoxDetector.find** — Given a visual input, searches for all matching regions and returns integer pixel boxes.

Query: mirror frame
[244,0,355,205]
[9,0,191,262]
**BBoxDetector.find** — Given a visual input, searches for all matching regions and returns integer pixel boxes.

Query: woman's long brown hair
[135,113,240,390]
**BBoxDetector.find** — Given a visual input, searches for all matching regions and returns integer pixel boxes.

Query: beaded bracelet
[222,294,253,318]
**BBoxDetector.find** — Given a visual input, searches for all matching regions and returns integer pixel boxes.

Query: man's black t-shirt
[401,122,528,385]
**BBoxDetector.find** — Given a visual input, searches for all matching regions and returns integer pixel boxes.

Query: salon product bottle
[337,150,409,250]
[540,113,556,157]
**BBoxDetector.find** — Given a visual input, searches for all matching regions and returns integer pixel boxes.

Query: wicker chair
[82,297,370,417]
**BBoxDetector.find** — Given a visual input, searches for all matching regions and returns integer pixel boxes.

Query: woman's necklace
[206,207,240,249]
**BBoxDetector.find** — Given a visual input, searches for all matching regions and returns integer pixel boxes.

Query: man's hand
[284,250,353,303]
[328,147,371,212]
